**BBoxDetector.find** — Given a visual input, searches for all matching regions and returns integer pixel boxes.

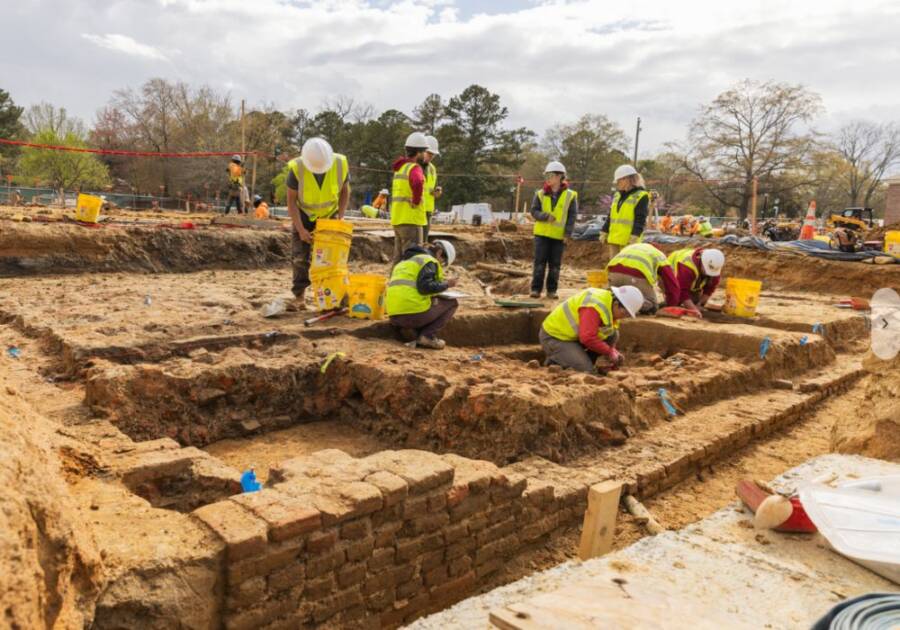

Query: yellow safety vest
[288,154,349,221]
[607,243,670,285]
[390,162,426,227]
[608,189,649,246]
[533,188,577,240]
[424,163,437,215]
[385,254,444,316]
[668,248,706,293]
[542,288,618,342]
[698,220,713,237]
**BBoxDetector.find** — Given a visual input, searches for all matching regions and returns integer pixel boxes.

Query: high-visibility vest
[228,163,244,187]
[423,163,437,215]
[533,188,577,240]
[607,243,671,285]
[542,288,618,342]
[698,220,713,237]
[668,248,706,293]
[287,154,349,221]
[390,162,426,226]
[254,201,270,220]
[385,253,444,316]
[608,189,649,246]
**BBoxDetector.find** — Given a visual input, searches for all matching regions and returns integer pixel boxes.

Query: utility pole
[750,176,759,234]
[240,99,246,156]
[633,117,642,166]
[514,175,523,220]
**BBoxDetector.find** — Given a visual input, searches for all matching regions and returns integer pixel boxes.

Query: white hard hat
[611,285,643,318]
[700,248,725,277]
[405,131,430,150]
[231,154,243,163]
[433,239,456,266]
[613,164,638,182]
[300,137,335,174]
[698,216,708,222]
[544,161,566,175]
[379,188,389,195]
[425,135,440,156]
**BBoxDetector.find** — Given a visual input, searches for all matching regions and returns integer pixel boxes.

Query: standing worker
[285,137,350,310]
[607,242,680,314]
[540,285,643,373]
[668,248,724,317]
[422,135,443,242]
[530,161,578,299]
[224,154,245,214]
[600,164,649,257]
[386,239,458,349]
[391,132,430,263]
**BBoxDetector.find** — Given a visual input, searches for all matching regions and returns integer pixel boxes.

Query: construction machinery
[760,218,800,241]
[828,207,874,232]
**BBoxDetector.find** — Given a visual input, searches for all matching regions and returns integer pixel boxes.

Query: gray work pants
[539,328,619,374]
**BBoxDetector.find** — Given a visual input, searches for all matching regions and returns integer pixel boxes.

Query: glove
[628,234,640,244]
[598,233,607,244]
[609,349,625,366]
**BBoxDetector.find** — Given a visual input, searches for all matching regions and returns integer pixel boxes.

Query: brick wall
[886,181,900,226]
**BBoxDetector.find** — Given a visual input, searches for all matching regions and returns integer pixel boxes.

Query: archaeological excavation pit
[0,256,881,629]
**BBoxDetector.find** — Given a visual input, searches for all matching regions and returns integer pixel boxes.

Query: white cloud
[81,33,170,61]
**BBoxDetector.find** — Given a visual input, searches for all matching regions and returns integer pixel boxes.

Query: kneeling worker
[607,242,680,314]
[386,239,458,350]
[540,286,643,373]
[668,247,725,317]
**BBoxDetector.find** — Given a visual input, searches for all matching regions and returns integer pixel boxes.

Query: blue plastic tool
[658,388,678,417]
[799,335,809,346]
[241,470,261,493]
[759,336,772,359]
[6,346,21,359]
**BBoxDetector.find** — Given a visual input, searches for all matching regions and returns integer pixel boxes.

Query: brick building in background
[886,178,900,226]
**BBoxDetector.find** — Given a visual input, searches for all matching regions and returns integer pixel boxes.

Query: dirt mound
[866,221,900,241]
[831,353,900,459]
[0,391,104,627]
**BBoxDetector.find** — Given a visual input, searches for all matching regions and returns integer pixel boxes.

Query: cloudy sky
[3,0,899,153]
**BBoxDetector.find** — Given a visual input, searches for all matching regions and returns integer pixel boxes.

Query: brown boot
[287,290,308,312]
[416,335,446,350]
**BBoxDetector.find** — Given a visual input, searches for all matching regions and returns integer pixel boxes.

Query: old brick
[390,563,416,585]
[365,451,454,494]
[371,503,403,527]
[446,484,469,508]
[338,481,383,516]
[225,591,297,630]
[363,570,395,596]
[306,547,346,579]
[395,537,422,563]
[421,532,444,551]
[364,471,408,507]
[345,535,375,562]
[226,575,266,611]
[465,513,489,532]
[445,537,476,560]
[268,563,304,593]
[415,512,450,534]
[340,518,372,540]
[426,490,447,512]
[368,546,395,571]
[402,495,429,519]
[396,575,423,600]
[311,587,364,624]
[228,540,303,584]
[303,574,336,600]
[475,535,516,567]
[448,555,472,577]
[420,549,444,572]
[337,562,366,588]
[365,587,395,612]
[476,556,503,578]
[193,501,267,563]
[490,472,527,500]
[423,565,449,587]
[232,490,321,543]
[449,492,489,522]
[306,529,337,553]
[430,570,476,606]
[522,481,554,507]
[374,521,402,548]
[476,516,517,546]
[443,522,468,544]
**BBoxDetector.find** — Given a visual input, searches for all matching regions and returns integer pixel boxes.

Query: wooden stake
[514,178,521,220]
[750,176,758,235]
[578,481,622,560]
[251,152,258,200]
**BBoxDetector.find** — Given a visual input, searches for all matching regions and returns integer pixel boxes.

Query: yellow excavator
[828,207,874,232]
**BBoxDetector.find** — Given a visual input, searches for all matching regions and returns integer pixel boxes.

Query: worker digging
[668,247,726,317]
[606,241,681,314]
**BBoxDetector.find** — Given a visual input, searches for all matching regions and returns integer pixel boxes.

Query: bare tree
[23,102,84,137]
[835,120,900,207]
[679,80,823,219]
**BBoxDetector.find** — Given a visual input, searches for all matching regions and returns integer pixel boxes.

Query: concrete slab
[409,454,900,630]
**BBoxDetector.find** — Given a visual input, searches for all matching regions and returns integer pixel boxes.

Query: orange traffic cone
[799,201,817,240]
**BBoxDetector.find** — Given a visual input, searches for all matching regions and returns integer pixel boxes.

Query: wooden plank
[577,480,622,560]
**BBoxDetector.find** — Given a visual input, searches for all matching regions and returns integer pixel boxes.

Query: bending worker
[530,160,578,299]
[285,137,350,309]
[386,239,458,350]
[391,132,430,263]
[540,285,643,373]
[668,247,725,317]
[423,135,443,242]
[600,164,649,257]
[607,242,680,314]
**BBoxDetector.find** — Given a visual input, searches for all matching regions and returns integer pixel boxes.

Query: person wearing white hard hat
[607,242,681,314]
[539,286,642,374]
[422,135,443,242]
[386,239,458,350]
[224,154,245,215]
[285,137,351,309]
[600,164,650,257]
[529,160,579,299]
[390,131,430,263]
[667,247,725,318]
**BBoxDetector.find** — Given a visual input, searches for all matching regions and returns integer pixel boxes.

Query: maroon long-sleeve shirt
[675,249,721,304]
[577,307,615,356]
[607,263,680,307]
[391,157,425,205]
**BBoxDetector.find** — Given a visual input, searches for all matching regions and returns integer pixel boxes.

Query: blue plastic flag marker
[812,323,824,335]
[6,346,21,359]
[241,470,262,493]
[799,335,809,346]
[759,336,772,359]
[658,388,678,417]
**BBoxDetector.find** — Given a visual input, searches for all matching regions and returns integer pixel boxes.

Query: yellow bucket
[885,230,900,256]
[586,269,608,288]
[75,193,103,223]
[347,274,386,320]
[723,278,762,318]
[310,268,349,311]
[311,219,353,273]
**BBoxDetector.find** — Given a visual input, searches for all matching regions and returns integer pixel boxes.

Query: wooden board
[577,481,622,560]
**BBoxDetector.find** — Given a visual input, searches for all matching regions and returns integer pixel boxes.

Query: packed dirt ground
[2,205,899,628]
